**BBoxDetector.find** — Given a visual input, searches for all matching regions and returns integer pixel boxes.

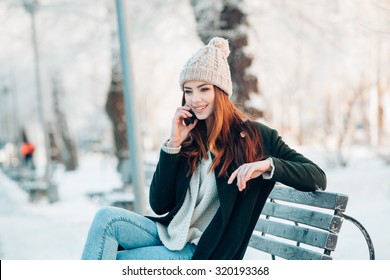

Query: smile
[193,105,207,114]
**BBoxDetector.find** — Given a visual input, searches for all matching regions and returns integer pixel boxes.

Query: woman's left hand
[228,159,272,192]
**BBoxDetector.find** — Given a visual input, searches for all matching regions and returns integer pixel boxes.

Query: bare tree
[51,75,78,171]
[105,51,132,184]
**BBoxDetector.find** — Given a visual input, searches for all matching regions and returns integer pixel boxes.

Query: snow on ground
[0,152,122,260]
[0,147,389,260]
[320,147,390,260]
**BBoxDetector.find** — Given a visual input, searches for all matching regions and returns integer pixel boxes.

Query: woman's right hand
[167,105,198,148]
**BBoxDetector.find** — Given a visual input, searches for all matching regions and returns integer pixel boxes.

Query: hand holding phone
[168,106,197,148]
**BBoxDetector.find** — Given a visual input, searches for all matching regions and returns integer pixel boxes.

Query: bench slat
[249,234,332,260]
[261,202,344,233]
[269,185,348,211]
[254,218,338,250]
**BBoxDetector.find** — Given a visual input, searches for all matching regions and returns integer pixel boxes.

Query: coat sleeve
[259,123,327,192]
[149,149,183,215]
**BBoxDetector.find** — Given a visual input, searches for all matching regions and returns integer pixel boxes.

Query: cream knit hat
[179,37,233,97]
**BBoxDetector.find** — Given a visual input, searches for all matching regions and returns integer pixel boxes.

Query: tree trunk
[52,76,78,171]
[105,54,132,184]
[190,0,264,119]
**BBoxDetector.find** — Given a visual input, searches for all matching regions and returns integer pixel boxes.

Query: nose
[192,91,202,103]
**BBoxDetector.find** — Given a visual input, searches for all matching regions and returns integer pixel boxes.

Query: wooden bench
[248,184,375,260]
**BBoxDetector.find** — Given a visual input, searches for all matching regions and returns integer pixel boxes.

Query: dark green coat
[147,122,326,259]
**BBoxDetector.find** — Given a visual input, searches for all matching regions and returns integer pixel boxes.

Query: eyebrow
[184,83,211,89]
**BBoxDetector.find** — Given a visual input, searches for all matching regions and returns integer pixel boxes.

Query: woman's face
[183,80,215,121]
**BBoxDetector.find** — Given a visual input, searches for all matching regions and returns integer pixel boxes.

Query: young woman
[81,37,326,260]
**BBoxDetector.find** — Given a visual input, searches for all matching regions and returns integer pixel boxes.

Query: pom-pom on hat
[179,37,233,97]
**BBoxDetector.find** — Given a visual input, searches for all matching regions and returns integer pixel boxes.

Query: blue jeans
[81,206,196,260]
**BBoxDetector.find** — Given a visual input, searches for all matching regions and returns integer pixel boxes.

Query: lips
[193,105,207,114]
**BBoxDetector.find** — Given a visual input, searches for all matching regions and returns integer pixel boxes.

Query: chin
[197,112,212,120]
[196,115,208,121]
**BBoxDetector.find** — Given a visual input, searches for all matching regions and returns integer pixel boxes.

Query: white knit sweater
[156,143,220,251]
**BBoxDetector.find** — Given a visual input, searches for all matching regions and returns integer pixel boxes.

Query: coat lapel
[213,155,239,227]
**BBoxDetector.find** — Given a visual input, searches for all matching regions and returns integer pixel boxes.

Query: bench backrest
[249,185,349,260]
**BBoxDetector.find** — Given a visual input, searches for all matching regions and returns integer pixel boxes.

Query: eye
[200,87,211,92]
[184,90,192,95]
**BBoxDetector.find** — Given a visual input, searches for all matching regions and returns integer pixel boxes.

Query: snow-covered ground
[0,147,389,260]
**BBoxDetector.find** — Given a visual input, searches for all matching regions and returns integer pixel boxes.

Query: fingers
[174,106,193,124]
[176,105,191,114]
[227,169,239,184]
[228,163,261,192]
[228,165,250,191]
[176,109,192,119]
[237,164,252,191]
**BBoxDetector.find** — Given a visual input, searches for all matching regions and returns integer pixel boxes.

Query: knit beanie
[179,37,233,97]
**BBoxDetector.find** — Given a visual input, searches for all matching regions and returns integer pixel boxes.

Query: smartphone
[184,109,197,126]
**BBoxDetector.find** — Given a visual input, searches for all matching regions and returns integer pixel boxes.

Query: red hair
[181,86,264,178]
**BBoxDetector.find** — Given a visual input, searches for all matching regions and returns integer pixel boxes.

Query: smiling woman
[81,37,327,260]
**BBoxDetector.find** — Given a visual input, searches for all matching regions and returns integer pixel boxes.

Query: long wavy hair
[180,86,264,178]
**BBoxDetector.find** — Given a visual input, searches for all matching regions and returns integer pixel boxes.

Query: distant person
[21,141,35,169]
[81,37,327,260]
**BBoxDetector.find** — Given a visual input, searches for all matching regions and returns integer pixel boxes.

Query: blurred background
[0,0,389,260]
